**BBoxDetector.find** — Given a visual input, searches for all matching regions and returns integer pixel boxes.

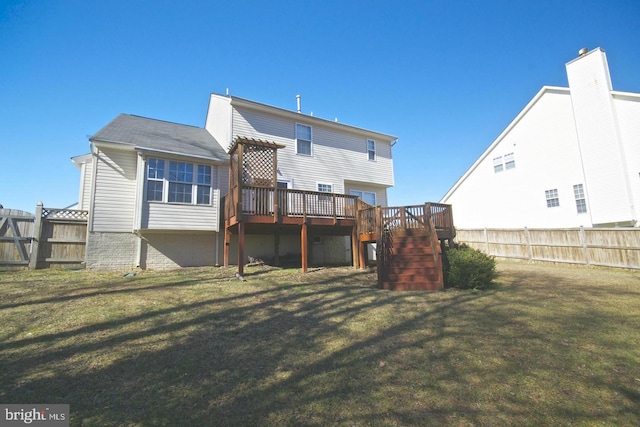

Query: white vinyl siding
[91,148,137,232]
[140,192,220,231]
[441,89,592,228]
[230,107,394,195]
[78,158,93,211]
[141,162,222,231]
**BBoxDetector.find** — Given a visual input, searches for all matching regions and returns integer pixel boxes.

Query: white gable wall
[443,48,640,229]
[443,90,590,228]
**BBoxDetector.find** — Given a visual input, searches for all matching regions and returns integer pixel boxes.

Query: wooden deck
[224,185,455,277]
[224,185,359,229]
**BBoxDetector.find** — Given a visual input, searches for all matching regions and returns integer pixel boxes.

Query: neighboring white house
[441,47,640,229]
[74,95,396,270]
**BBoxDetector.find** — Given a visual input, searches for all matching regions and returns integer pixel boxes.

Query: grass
[1,261,639,426]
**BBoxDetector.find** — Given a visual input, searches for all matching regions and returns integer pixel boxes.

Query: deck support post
[223,226,230,268]
[351,226,359,269]
[301,223,308,273]
[359,241,367,269]
[238,222,245,276]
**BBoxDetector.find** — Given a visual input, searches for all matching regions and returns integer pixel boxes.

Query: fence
[0,203,88,269]
[455,227,640,270]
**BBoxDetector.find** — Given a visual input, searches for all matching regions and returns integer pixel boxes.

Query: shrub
[443,244,497,290]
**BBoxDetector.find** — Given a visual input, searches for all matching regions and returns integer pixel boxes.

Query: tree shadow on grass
[1,265,639,426]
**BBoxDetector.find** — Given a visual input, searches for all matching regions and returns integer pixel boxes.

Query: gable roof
[223,95,398,143]
[89,114,228,162]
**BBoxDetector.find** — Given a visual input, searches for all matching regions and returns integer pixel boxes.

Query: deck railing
[225,185,359,221]
[357,203,455,239]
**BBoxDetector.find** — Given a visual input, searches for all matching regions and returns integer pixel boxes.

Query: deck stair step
[378,217,444,291]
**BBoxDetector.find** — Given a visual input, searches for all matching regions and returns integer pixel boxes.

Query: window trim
[573,184,587,214]
[316,182,333,193]
[146,158,165,202]
[504,152,515,170]
[295,123,313,156]
[493,156,504,173]
[367,139,376,161]
[145,157,213,206]
[545,188,560,208]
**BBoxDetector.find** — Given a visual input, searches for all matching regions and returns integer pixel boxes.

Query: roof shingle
[89,114,228,162]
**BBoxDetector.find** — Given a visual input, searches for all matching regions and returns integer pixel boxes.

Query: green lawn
[1,261,639,426]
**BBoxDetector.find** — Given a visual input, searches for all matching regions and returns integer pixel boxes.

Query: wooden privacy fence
[0,203,88,269]
[456,227,640,270]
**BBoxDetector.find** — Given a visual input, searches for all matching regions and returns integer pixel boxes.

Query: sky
[1,0,639,213]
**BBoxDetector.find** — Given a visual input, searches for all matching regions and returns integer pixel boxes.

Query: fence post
[484,227,490,254]
[524,227,533,260]
[580,226,590,266]
[29,202,43,270]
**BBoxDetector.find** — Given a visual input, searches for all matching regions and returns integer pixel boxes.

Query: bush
[443,244,497,290]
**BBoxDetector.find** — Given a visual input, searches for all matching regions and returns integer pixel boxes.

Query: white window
[168,161,193,203]
[146,158,165,201]
[296,123,312,156]
[349,189,376,206]
[504,152,515,170]
[146,158,212,205]
[367,139,376,161]
[197,165,212,205]
[574,184,587,214]
[493,156,503,173]
[317,183,333,193]
[545,189,559,208]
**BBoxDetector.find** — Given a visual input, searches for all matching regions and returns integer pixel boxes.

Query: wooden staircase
[357,203,452,291]
[378,228,443,290]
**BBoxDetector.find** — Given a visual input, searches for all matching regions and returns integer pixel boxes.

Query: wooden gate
[0,204,88,269]
[0,209,35,268]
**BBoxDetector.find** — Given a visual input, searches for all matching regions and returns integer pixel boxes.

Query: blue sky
[1,0,639,213]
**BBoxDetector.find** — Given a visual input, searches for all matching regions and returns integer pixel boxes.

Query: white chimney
[296,95,301,113]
